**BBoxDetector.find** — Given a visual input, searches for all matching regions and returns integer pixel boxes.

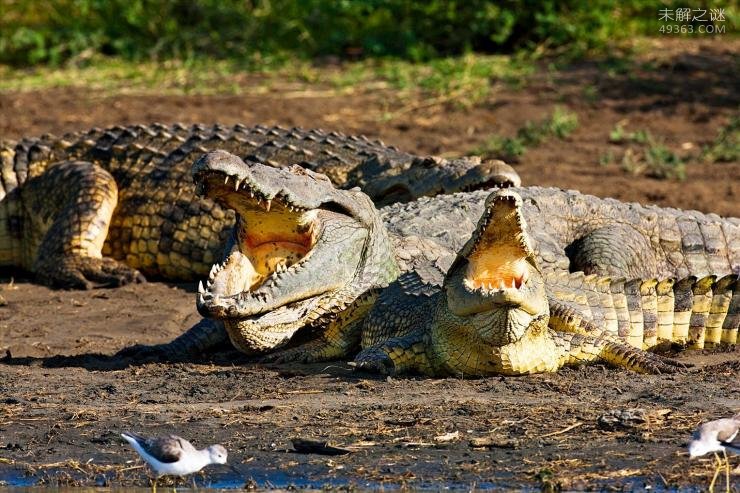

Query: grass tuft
[602,125,686,180]
[702,115,739,163]
[474,106,578,161]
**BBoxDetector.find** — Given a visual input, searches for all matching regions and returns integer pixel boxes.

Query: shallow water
[0,465,546,491]
[0,468,713,492]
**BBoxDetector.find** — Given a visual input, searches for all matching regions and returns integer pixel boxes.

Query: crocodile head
[441,189,548,346]
[359,156,521,207]
[192,150,398,354]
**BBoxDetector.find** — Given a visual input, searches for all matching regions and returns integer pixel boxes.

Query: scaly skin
[0,123,518,289]
[189,153,738,362]
[355,190,736,377]
[545,271,739,350]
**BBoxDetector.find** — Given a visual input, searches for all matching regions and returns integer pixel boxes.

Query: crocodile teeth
[234,178,241,191]
[197,291,204,304]
[515,276,524,289]
[198,281,205,294]
[224,175,230,185]
[266,199,272,212]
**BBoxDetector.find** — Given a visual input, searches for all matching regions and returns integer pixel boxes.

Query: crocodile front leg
[261,316,364,364]
[353,334,432,375]
[23,161,145,289]
[260,290,379,363]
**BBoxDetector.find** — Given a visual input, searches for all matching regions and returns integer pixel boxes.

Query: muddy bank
[0,280,738,490]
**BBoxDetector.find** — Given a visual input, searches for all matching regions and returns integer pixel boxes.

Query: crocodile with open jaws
[185,151,738,364]
[353,190,739,376]
[0,123,518,289]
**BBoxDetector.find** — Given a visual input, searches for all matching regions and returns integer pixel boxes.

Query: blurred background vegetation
[0,0,734,67]
[0,0,736,188]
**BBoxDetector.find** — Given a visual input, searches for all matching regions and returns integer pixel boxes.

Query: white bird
[121,432,229,490]
[687,414,740,490]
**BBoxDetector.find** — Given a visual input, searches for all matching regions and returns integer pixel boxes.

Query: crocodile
[0,123,519,289]
[185,151,738,363]
[353,190,739,376]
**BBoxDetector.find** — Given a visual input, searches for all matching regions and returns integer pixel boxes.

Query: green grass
[604,117,739,181]
[0,53,534,106]
[609,124,649,145]
[474,106,579,160]
[602,125,686,180]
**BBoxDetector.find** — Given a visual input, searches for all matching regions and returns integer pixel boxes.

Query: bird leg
[723,449,730,493]
[708,452,721,492]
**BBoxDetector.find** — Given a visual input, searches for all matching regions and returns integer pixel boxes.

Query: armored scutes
[355,190,739,377]
[189,152,738,363]
[0,123,518,289]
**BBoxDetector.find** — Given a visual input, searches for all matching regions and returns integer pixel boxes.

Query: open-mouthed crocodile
[0,123,518,289]
[176,152,738,364]
[353,190,738,377]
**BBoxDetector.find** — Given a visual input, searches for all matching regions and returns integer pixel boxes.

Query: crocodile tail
[607,274,740,349]
[548,272,739,349]
[647,274,738,349]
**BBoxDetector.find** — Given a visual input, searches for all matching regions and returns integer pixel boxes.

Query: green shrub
[1,0,729,66]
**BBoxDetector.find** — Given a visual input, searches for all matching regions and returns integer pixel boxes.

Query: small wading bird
[687,414,740,491]
[121,432,233,491]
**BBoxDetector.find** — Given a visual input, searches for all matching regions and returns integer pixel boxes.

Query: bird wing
[147,436,185,463]
[720,426,740,453]
[124,432,183,463]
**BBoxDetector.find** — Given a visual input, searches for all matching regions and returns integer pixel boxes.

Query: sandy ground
[0,38,738,489]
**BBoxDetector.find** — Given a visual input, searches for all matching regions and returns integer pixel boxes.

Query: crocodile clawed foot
[82,257,147,287]
[653,353,693,370]
[626,350,688,375]
[352,348,396,375]
[36,256,146,289]
[259,338,346,364]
